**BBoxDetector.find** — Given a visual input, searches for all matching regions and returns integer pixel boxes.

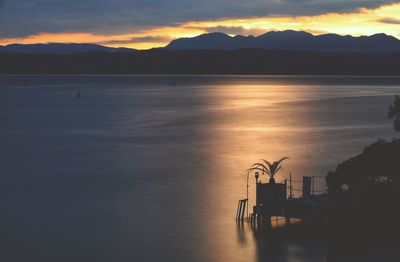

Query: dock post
[303,176,312,197]
[312,176,315,195]
[246,172,250,219]
[289,173,293,199]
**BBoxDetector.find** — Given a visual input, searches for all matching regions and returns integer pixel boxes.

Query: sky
[0,0,399,49]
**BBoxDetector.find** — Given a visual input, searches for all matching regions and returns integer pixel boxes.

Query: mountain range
[166,30,400,52]
[0,43,137,54]
[0,30,399,55]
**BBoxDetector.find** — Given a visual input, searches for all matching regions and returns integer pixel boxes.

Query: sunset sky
[0,0,399,49]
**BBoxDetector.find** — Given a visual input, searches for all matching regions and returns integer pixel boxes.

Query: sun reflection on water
[199,83,328,261]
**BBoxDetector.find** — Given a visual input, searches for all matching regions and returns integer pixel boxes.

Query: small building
[254,181,287,221]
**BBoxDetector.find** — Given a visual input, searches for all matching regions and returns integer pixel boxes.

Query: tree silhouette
[388,95,400,132]
[247,157,289,183]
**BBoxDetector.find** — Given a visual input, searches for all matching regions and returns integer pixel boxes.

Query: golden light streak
[0,3,399,49]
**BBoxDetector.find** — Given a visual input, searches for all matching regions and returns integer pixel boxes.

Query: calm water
[1,75,399,262]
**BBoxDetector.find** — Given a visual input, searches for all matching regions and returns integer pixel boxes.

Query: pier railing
[286,175,328,198]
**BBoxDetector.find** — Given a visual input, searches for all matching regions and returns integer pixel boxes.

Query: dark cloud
[99,36,173,45]
[203,26,266,36]
[0,0,398,38]
[378,17,400,24]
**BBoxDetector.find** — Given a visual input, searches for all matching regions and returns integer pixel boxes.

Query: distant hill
[165,30,400,53]
[0,43,137,54]
[2,31,399,54]
[1,49,400,75]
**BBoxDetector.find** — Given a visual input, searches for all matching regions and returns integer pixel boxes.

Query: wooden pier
[236,175,333,223]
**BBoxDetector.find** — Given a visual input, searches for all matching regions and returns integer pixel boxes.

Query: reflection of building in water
[248,210,328,262]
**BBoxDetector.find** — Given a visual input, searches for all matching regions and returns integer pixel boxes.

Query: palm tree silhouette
[388,95,400,132]
[247,157,289,183]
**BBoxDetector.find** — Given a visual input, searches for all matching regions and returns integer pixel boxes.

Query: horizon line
[0,30,399,51]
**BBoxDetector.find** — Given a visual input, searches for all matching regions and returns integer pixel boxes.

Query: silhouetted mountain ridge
[165,30,400,52]
[1,31,399,54]
[0,43,137,54]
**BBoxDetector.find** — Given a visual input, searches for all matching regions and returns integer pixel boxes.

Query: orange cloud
[182,3,400,37]
[0,3,399,49]
[0,27,206,50]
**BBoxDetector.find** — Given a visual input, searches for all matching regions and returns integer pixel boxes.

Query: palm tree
[247,157,289,183]
[388,95,400,132]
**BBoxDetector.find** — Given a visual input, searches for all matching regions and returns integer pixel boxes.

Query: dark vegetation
[388,95,400,131]
[325,96,400,260]
[1,49,400,75]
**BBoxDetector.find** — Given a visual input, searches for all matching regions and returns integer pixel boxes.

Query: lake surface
[1,75,399,262]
